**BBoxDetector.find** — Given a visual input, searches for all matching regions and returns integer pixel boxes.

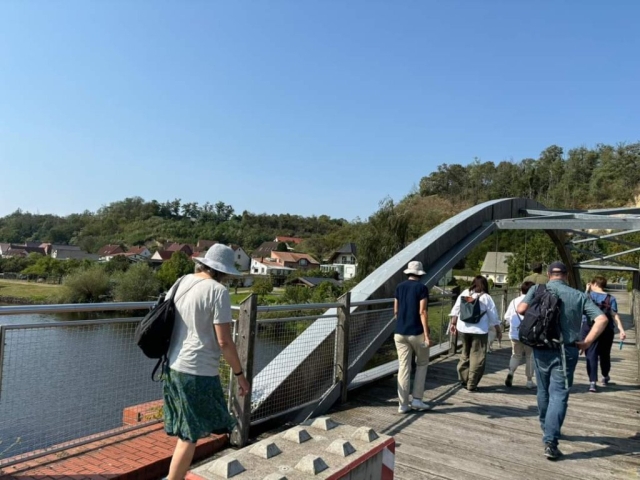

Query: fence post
[230,293,257,447]
[449,287,459,354]
[632,271,640,382]
[0,326,5,399]
[336,292,351,404]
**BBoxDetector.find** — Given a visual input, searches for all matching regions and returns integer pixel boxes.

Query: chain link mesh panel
[0,320,165,466]
[250,312,337,424]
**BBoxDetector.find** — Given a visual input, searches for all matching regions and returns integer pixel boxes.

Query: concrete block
[309,416,339,431]
[206,457,245,478]
[282,426,312,444]
[326,439,356,457]
[351,426,379,443]
[250,442,282,459]
[294,454,329,475]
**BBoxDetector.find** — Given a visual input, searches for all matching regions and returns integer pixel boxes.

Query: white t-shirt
[449,289,500,334]
[166,274,232,377]
[504,294,526,341]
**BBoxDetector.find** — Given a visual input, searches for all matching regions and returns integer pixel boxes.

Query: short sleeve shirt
[394,280,429,336]
[522,280,603,345]
[167,274,233,377]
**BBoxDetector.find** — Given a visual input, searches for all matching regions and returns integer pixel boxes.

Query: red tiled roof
[127,246,148,255]
[152,250,174,261]
[270,251,319,264]
[98,245,123,256]
[275,236,303,244]
[197,240,218,249]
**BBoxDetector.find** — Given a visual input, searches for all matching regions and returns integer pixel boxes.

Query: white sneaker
[526,380,535,390]
[398,405,410,414]
[410,399,432,411]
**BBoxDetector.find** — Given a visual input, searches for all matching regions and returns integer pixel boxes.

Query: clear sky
[1,1,639,221]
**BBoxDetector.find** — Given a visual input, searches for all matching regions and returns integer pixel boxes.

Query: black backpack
[135,276,186,381]
[519,285,563,349]
[590,294,615,330]
[459,294,486,324]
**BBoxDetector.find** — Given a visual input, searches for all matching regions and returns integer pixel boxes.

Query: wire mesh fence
[249,309,338,424]
[0,319,163,466]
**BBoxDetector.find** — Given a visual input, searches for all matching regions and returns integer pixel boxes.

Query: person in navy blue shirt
[393,260,434,413]
[583,276,627,392]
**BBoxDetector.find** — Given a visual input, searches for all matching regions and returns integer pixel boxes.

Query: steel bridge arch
[251,198,640,424]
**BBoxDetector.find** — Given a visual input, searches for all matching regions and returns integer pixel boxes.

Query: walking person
[504,281,536,389]
[582,276,627,392]
[163,244,250,480]
[393,260,434,413]
[517,262,608,460]
[523,262,548,285]
[449,275,501,391]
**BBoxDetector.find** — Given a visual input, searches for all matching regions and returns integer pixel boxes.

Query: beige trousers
[394,334,430,406]
[509,340,534,380]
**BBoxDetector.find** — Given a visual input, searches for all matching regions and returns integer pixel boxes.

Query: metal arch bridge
[251,198,640,423]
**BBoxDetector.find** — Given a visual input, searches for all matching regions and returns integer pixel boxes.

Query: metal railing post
[230,294,257,447]
[0,326,5,399]
[336,292,351,404]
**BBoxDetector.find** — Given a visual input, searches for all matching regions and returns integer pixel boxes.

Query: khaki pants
[394,334,430,406]
[509,340,534,380]
[458,332,488,389]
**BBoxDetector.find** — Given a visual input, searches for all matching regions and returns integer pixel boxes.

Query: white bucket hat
[404,260,426,276]
[194,244,241,276]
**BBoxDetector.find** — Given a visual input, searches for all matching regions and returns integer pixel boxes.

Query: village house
[268,251,320,270]
[288,277,342,288]
[0,243,11,257]
[480,251,513,287]
[250,258,295,286]
[197,240,217,250]
[97,245,125,261]
[273,236,303,251]
[164,242,193,256]
[1,243,47,257]
[150,250,174,263]
[231,245,251,271]
[321,243,358,280]
[40,243,81,256]
[251,242,281,258]
[52,249,100,261]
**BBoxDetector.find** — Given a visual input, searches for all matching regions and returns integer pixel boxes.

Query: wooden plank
[324,307,640,480]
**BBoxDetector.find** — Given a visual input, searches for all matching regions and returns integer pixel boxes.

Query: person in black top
[393,260,434,413]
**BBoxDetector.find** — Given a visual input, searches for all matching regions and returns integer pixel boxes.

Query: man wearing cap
[523,262,548,285]
[393,260,434,413]
[517,261,608,460]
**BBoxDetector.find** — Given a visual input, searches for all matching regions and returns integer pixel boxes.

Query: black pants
[581,322,615,382]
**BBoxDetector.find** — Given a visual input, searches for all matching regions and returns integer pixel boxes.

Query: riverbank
[0,279,62,303]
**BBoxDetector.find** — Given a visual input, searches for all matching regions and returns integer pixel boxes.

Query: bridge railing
[0,289,516,464]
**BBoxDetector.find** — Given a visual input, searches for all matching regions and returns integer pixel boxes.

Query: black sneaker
[544,443,562,460]
[505,373,513,387]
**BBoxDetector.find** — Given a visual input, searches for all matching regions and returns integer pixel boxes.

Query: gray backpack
[459,293,486,324]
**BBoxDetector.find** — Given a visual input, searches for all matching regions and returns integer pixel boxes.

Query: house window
[341,256,347,263]
[237,254,241,259]
[300,259,308,266]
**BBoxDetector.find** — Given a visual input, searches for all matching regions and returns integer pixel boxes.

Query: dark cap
[548,261,568,274]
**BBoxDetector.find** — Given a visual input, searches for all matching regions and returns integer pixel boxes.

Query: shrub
[61,266,111,303]
[112,262,161,302]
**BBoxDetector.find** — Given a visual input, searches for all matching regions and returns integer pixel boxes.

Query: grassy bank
[0,279,62,303]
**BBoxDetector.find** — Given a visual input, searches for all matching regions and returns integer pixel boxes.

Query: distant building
[98,245,125,261]
[268,251,320,271]
[274,236,303,246]
[0,243,11,257]
[321,243,358,280]
[252,242,281,258]
[197,240,218,250]
[231,245,251,271]
[288,277,342,288]
[2,244,46,257]
[164,242,193,256]
[480,252,513,286]
[151,250,174,263]
[250,258,295,286]
[52,249,100,261]
[40,244,81,256]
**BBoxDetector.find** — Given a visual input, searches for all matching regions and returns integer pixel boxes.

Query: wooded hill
[1,141,639,282]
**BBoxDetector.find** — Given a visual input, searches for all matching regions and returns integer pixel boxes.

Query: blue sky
[1,1,639,221]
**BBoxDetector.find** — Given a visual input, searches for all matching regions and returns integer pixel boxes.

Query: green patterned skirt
[163,367,236,443]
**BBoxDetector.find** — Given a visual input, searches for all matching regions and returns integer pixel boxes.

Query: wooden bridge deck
[329,313,640,479]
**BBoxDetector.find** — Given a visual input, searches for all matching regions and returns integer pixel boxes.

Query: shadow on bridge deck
[328,314,640,480]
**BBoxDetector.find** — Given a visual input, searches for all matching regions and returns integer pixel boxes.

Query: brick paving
[0,424,228,480]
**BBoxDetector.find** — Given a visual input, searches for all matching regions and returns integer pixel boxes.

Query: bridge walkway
[328,313,640,480]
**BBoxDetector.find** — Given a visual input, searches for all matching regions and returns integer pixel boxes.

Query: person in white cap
[393,260,434,413]
[162,244,250,480]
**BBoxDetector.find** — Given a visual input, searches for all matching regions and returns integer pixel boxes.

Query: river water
[0,310,284,462]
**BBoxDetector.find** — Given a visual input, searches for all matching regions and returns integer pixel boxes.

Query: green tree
[311,281,341,303]
[276,242,289,252]
[102,255,131,275]
[112,263,161,301]
[252,277,274,296]
[282,285,312,304]
[61,266,111,303]
[21,256,65,278]
[157,252,194,289]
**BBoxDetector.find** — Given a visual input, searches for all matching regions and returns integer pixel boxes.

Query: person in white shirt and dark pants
[449,276,501,391]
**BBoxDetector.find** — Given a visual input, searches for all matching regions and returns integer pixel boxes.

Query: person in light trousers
[393,261,434,413]
[504,281,536,389]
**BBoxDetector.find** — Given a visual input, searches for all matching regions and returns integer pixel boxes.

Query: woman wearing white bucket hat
[162,244,249,480]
